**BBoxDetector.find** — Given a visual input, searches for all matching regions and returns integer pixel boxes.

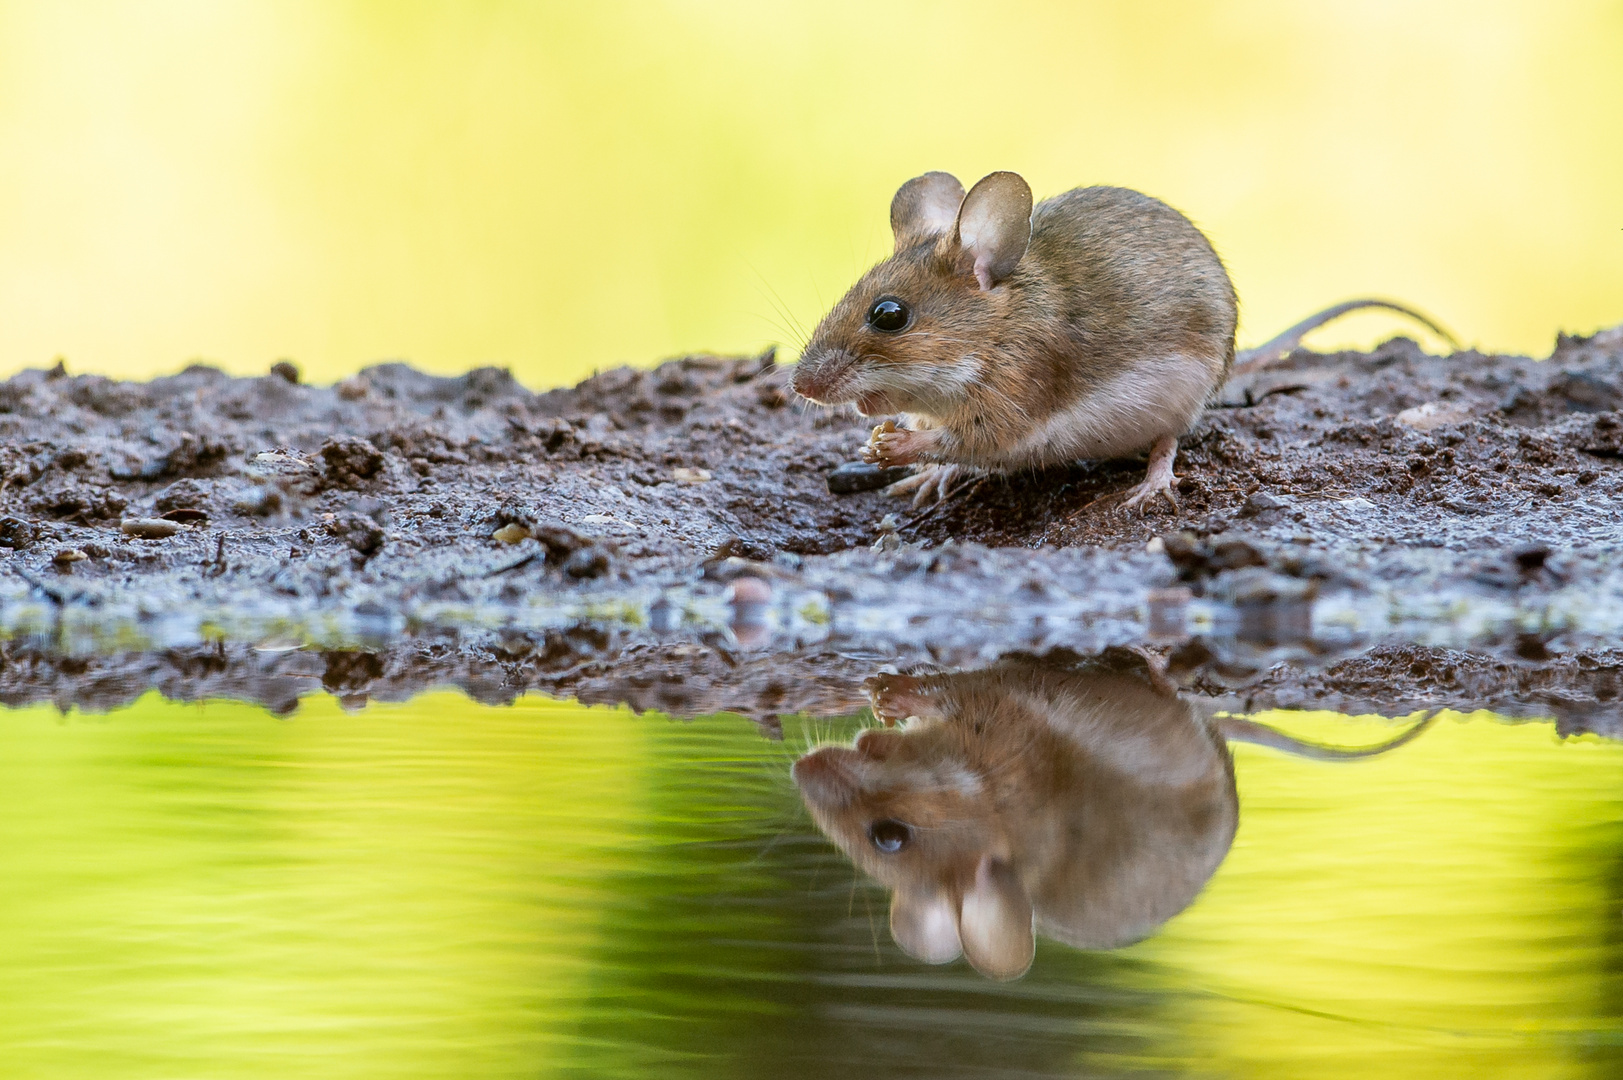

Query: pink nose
[791,366,821,400]
[791,747,859,807]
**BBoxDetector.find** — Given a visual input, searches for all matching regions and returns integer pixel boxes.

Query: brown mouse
[791,653,1435,980]
[791,170,1454,509]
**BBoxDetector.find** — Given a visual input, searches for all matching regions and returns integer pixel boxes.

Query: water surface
[2,690,1619,1078]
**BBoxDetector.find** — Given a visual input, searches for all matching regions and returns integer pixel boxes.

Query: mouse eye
[866,297,911,334]
[868,819,913,853]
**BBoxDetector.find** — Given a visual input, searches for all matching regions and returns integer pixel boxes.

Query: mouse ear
[891,172,966,251]
[890,889,963,964]
[957,855,1034,981]
[955,172,1033,291]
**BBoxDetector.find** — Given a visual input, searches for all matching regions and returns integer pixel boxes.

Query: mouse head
[791,170,1035,418]
[791,721,1036,980]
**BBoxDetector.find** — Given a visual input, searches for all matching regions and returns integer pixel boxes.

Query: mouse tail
[1216,709,1439,761]
[1229,299,1461,379]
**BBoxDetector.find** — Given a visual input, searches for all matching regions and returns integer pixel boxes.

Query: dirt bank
[1,324,1621,724]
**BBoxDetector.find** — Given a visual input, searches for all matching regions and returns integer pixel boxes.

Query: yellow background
[1,1,1619,389]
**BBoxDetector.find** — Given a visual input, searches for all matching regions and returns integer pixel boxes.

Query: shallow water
[2,688,1619,1078]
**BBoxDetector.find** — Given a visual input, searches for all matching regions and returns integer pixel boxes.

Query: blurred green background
[1,1,1619,388]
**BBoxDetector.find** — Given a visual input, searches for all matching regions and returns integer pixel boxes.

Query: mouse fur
[792,171,1238,512]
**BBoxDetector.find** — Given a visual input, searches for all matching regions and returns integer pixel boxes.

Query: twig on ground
[897,476,988,535]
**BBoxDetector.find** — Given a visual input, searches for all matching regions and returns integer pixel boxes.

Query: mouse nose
[790,361,823,400]
[791,748,859,808]
[791,348,855,403]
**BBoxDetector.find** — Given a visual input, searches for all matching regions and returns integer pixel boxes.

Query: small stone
[327,511,385,556]
[336,376,370,400]
[1241,492,1288,517]
[159,507,209,524]
[319,435,384,488]
[0,517,36,550]
[492,523,531,544]
[120,518,181,539]
[827,461,913,495]
[231,486,282,516]
[270,360,300,384]
[562,546,610,579]
[673,467,712,483]
[248,450,316,479]
[1396,401,1470,431]
[727,576,773,606]
[871,513,902,553]
[51,547,87,564]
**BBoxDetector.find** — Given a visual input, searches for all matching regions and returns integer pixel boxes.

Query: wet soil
[2,325,1622,725]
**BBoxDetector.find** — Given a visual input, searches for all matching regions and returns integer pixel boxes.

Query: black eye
[866,297,911,334]
[868,819,913,853]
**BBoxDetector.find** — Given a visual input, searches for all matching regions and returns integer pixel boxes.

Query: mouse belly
[983,354,1217,470]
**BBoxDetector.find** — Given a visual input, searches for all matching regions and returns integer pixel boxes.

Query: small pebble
[270,360,300,384]
[492,523,531,544]
[1396,401,1470,431]
[120,518,180,539]
[673,467,712,483]
[51,548,87,564]
[232,486,283,516]
[871,513,902,553]
[827,460,914,495]
[727,576,773,606]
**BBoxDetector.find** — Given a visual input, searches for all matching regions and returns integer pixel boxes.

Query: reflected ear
[891,172,966,251]
[955,172,1033,291]
[957,855,1034,981]
[890,889,963,964]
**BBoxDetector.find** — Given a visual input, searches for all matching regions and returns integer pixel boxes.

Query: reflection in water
[1,674,1620,1077]
[794,651,1431,980]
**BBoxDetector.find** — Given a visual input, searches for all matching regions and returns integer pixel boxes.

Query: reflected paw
[863,673,929,726]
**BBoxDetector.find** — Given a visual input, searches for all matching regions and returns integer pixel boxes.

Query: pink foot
[1118,434,1181,516]
[884,463,973,507]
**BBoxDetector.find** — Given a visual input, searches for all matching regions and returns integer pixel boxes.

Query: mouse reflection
[791,651,1431,981]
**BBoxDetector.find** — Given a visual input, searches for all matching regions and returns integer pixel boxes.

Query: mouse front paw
[863,673,932,725]
[862,421,935,468]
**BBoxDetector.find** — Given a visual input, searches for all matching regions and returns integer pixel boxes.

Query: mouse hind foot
[885,463,977,507]
[1117,434,1180,515]
[1090,434,1180,517]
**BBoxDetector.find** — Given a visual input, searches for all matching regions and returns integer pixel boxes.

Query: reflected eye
[868,819,913,853]
[866,297,911,334]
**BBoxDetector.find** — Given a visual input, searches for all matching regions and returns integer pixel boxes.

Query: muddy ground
[1,324,1622,728]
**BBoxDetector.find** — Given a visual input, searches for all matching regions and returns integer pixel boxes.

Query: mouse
[791,170,1454,510]
[790,651,1436,980]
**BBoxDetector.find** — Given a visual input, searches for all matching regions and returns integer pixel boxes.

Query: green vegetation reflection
[0,694,1618,1078]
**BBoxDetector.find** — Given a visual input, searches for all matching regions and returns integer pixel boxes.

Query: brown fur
[792,174,1239,471]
